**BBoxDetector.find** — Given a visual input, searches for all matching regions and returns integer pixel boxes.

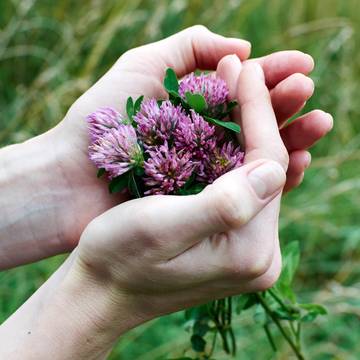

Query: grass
[1,0,360,358]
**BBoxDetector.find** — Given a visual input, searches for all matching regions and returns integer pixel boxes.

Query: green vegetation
[1,0,359,358]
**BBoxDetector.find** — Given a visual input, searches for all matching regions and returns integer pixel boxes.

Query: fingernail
[325,112,334,130]
[304,152,312,168]
[248,161,286,199]
[304,53,315,70]
[242,39,252,48]
[252,62,264,81]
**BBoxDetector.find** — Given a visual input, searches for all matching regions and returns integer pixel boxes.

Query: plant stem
[208,330,218,358]
[267,289,300,347]
[268,288,291,312]
[227,297,236,356]
[263,323,277,352]
[296,322,302,351]
[255,294,305,360]
[210,300,230,354]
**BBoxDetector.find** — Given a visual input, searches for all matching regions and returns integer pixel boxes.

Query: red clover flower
[89,125,143,179]
[86,107,123,143]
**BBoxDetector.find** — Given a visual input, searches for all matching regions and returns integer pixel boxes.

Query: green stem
[228,326,236,356]
[208,331,218,358]
[263,323,277,352]
[296,322,302,351]
[255,294,305,360]
[268,288,291,312]
[227,297,236,356]
[210,300,230,354]
[267,289,299,344]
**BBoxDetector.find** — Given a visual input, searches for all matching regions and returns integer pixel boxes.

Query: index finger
[236,62,288,170]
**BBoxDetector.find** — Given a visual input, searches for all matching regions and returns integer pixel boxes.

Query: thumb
[79,160,286,262]
[111,159,286,256]
[198,159,285,234]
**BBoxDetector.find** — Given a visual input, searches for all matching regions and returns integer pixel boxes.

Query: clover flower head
[179,73,229,108]
[175,110,216,164]
[86,107,123,143]
[134,99,188,147]
[198,141,245,183]
[89,125,143,179]
[144,142,196,195]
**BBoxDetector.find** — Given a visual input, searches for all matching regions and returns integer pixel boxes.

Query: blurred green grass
[1,0,360,358]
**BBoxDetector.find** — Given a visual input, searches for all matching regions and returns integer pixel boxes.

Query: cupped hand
[65,63,288,345]
[53,25,331,249]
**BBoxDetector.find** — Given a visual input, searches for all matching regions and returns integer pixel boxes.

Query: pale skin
[0,26,333,358]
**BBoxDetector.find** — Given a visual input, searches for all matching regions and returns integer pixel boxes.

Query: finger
[247,50,314,89]
[271,73,314,126]
[281,110,333,152]
[284,172,305,193]
[216,54,242,98]
[236,62,288,169]
[146,25,251,77]
[284,150,311,192]
[216,54,245,145]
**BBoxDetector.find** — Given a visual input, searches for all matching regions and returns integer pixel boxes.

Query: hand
[51,25,331,251]
[55,63,288,358]
[216,53,333,191]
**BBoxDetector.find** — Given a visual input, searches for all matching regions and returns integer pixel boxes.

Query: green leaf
[109,172,129,193]
[185,92,207,113]
[134,95,144,114]
[299,302,327,323]
[301,310,326,322]
[128,171,142,198]
[164,68,179,94]
[177,183,206,195]
[274,241,300,302]
[126,97,134,119]
[204,116,241,133]
[279,241,300,287]
[227,100,238,111]
[190,334,206,352]
[97,168,106,178]
[134,166,145,176]
[193,321,209,337]
[236,295,251,314]
[299,303,327,314]
[185,305,210,321]
[253,304,267,325]
[218,100,239,119]
[273,307,300,321]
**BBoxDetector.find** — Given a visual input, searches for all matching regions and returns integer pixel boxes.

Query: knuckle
[189,24,210,35]
[222,243,274,281]
[212,185,249,228]
[253,257,281,291]
[276,144,289,169]
[131,198,169,249]
[242,250,274,280]
[253,261,282,291]
[79,217,110,255]
[119,48,138,62]
[82,217,107,243]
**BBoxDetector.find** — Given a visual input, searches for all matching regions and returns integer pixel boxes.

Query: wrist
[32,253,147,359]
[0,129,74,268]
[0,250,142,360]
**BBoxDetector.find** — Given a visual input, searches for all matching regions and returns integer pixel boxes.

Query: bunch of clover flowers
[86,68,244,198]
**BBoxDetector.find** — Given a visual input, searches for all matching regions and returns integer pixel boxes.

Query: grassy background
[1,0,360,358]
